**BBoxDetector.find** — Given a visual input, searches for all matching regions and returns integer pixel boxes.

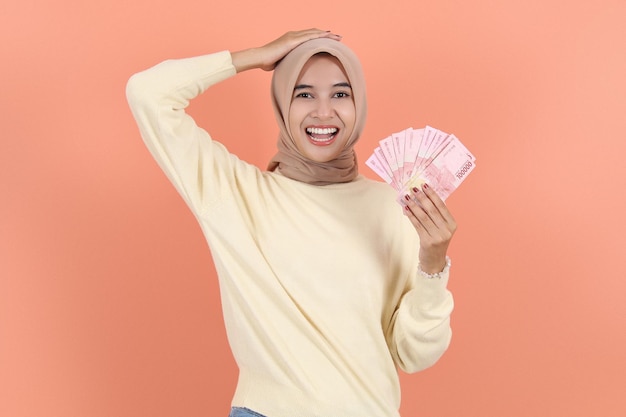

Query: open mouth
[306,127,339,145]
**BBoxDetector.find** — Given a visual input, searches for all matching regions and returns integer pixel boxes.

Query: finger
[275,29,343,60]
[416,184,456,229]
[416,184,457,234]
[403,205,430,239]
[404,200,453,255]
[318,30,343,40]
[406,187,457,244]
[403,193,437,236]
[291,28,342,43]
[416,187,458,246]
[408,186,446,230]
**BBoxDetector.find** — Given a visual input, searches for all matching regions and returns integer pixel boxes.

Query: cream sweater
[126,51,454,417]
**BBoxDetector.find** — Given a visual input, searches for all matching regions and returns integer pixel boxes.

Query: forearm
[231,47,268,73]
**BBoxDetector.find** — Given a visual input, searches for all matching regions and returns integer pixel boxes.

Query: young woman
[127,28,456,417]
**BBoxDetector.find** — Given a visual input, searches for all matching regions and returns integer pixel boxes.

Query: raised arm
[125,29,341,212]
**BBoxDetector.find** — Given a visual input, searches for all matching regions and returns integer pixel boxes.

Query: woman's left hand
[403,184,457,274]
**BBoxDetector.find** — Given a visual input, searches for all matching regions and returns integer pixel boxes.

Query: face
[288,54,356,163]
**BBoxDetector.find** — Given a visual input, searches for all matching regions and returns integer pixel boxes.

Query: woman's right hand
[231,29,342,73]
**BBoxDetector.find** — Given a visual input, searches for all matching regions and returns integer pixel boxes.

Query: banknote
[367,126,475,203]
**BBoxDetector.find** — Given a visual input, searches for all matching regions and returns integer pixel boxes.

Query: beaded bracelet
[417,256,451,279]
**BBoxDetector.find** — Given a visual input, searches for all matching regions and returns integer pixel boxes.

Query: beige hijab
[267,38,367,185]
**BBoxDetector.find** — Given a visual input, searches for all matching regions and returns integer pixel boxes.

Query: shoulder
[352,176,420,249]
[351,175,395,194]
[353,176,401,207]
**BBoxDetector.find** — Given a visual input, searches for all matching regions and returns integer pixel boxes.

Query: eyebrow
[293,82,352,90]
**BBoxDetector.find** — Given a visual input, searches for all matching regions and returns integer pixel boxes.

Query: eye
[333,91,351,98]
[294,92,313,99]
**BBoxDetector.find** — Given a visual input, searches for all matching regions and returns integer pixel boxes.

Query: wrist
[418,257,451,279]
[231,47,262,73]
[418,245,451,274]
[418,254,447,274]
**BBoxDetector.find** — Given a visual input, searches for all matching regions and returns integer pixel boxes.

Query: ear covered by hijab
[267,38,367,185]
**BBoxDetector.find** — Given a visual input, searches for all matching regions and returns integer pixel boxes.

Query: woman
[127,28,456,417]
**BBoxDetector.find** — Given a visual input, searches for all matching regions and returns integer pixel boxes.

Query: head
[288,52,356,163]
[268,38,367,185]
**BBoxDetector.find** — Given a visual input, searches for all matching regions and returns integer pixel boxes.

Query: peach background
[2,0,625,416]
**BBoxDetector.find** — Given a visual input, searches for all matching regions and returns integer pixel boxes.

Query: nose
[312,98,334,120]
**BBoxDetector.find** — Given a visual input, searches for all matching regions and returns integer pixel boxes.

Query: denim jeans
[229,407,268,417]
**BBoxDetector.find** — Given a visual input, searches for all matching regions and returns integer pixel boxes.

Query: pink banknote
[368,126,475,203]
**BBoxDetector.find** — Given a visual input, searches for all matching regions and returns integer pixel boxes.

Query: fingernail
[412,187,419,193]
[423,183,430,190]
[404,194,411,201]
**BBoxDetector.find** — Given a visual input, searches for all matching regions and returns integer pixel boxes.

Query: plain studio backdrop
[1,1,625,416]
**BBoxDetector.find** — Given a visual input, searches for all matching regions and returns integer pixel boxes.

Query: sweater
[126,50,454,417]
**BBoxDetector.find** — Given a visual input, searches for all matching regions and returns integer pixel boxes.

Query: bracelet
[417,257,451,279]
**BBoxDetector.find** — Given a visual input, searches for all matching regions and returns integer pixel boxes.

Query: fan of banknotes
[366,126,476,203]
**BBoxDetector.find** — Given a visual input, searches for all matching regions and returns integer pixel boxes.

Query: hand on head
[232,29,342,73]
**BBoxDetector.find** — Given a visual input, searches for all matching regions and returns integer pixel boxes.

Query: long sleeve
[126,51,455,416]
[387,264,454,373]
[125,51,244,214]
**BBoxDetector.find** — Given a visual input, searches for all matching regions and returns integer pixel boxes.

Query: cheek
[339,103,357,130]
[287,104,305,133]
[287,114,308,153]
[287,116,300,141]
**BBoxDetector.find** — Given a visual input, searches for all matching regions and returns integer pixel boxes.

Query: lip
[305,125,339,146]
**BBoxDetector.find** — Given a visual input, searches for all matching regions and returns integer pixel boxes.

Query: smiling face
[287,54,357,163]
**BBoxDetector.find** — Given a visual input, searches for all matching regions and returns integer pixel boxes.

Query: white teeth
[306,127,338,135]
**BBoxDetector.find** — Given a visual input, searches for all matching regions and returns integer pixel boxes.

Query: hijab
[267,38,367,185]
